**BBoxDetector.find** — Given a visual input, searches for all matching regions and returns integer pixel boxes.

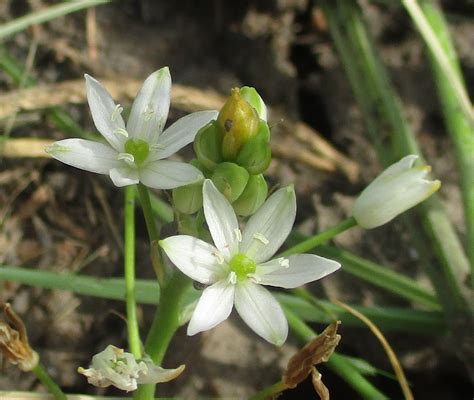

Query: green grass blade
[418,0,474,284]
[277,293,446,335]
[401,0,474,125]
[320,0,470,315]
[316,245,440,310]
[0,0,111,40]
[0,265,160,304]
[0,265,446,335]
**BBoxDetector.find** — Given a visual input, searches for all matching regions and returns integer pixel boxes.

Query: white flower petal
[148,110,218,161]
[234,281,288,346]
[187,280,235,335]
[126,67,171,144]
[254,254,341,288]
[353,155,441,228]
[85,74,127,152]
[376,155,418,181]
[241,186,296,263]
[46,138,121,174]
[160,235,225,284]
[137,359,185,384]
[139,160,203,189]
[203,179,239,259]
[109,167,139,187]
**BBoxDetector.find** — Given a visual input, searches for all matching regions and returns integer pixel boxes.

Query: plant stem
[136,183,165,286]
[124,186,141,358]
[249,380,288,400]
[133,272,191,399]
[279,217,357,257]
[283,307,388,400]
[31,363,67,400]
[419,0,474,285]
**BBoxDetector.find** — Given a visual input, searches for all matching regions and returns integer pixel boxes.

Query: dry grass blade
[0,138,53,158]
[333,300,414,400]
[0,79,358,180]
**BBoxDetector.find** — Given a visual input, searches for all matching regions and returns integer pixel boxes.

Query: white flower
[46,67,218,188]
[352,155,441,229]
[78,345,185,392]
[160,180,341,346]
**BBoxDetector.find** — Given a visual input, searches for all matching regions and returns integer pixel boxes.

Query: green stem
[134,272,191,399]
[279,217,357,257]
[31,363,67,400]
[124,186,141,358]
[136,183,165,286]
[249,380,288,400]
[284,307,389,400]
[419,0,474,286]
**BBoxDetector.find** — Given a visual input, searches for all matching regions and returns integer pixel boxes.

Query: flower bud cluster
[173,87,271,216]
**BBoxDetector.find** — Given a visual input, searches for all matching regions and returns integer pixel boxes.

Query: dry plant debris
[282,321,341,399]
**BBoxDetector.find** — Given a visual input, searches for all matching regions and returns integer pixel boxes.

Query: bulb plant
[3,2,472,393]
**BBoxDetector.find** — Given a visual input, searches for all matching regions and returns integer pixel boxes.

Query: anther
[234,228,242,242]
[111,104,123,122]
[253,233,269,245]
[213,252,225,265]
[279,258,290,268]
[113,128,129,137]
[228,271,237,285]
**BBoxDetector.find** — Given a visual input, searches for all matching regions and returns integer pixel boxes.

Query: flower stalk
[124,186,142,358]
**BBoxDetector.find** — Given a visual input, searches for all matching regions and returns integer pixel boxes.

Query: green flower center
[124,139,150,166]
[228,253,256,281]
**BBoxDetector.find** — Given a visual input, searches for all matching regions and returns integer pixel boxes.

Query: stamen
[279,258,290,268]
[142,104,155,121]
[253,233,269,245]
[248,274,261,283]
[113,128,129,138]
[234,228,242,242]
[228,271,237,285]
[213,252,225,265]
[118,153,135,166]
[111,104,123,122]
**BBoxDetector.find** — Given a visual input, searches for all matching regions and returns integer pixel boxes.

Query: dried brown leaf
[0,303,38,371]
[283,321,340,389]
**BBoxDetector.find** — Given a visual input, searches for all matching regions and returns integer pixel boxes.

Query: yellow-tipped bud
[217,88,260,160]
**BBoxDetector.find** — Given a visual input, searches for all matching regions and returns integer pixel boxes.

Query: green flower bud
[235,122,271,175]
[172,181,204,214]
[240,86,268,121]
[211,162,249,202]
[194,121,222,171]
[233,174,268,216]
[217,88,260,160]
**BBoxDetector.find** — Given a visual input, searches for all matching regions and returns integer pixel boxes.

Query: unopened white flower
[160,180,341,346]
[352,155,441,229]
[46,67,218,188]
[78,345,185,392]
